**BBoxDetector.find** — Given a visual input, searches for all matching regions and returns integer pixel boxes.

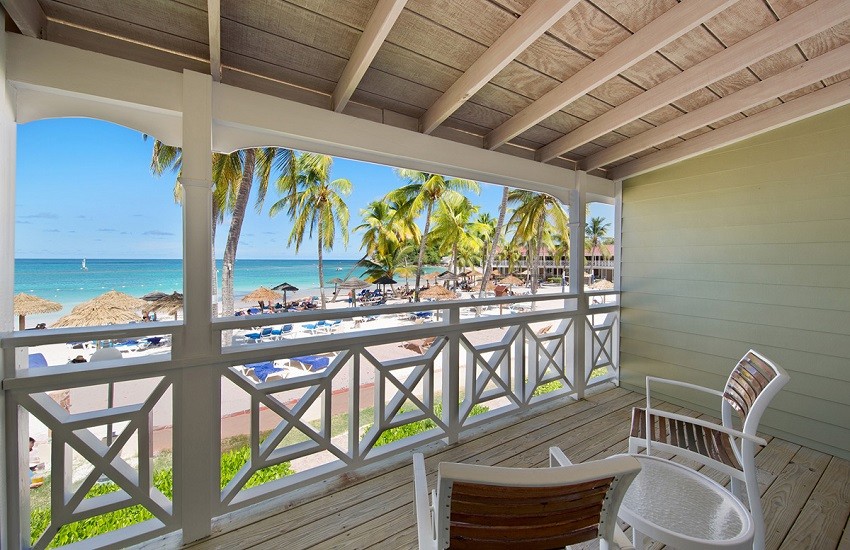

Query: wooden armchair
[629,349,789,550]
[413,448,640,549]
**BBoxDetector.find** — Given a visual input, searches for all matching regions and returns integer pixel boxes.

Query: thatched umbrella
[271,282,299,304]
[14,293,62,331]
[52,290,145,328]
[141,291,168,302]
[326,277,343,300]
[420,286,456,300]
[339,278,371,290]
[243,286,282,310]
[147,292,184,320]
[499,275,524,287]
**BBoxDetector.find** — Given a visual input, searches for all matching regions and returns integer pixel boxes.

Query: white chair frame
[629,349,789,550]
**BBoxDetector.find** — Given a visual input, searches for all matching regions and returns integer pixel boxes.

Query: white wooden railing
[0,291,619,549]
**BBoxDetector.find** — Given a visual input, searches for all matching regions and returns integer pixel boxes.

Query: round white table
[616,454,754,549]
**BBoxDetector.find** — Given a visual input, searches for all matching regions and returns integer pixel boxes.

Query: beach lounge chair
[402,336,436,355]
[243,332,262,343]
[270,324,294,339]
[301,323,319,335]
[288,354,333,372]
[244,361,287,382]
[412,448,640,550]
[629,349,789,550]
[28,353,48,369]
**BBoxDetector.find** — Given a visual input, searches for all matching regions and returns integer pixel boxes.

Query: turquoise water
[14,258,370,321]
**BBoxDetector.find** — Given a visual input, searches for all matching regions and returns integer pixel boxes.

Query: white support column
[443,307,461,444]
[174,70,217,542]
[0,29,28,549]
[612,180,623,385]
[569,172,587,398]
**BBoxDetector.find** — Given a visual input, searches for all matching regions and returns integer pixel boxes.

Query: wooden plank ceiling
[4,0,850,180]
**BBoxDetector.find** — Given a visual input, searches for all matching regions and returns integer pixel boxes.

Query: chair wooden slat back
[431,455,640,550]
[723,351,781,425]
[447,478,613,549]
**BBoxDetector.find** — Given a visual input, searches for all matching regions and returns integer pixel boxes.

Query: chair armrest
[645,407,767,446]
[412,453,435,550]
[549,446,573,467]
[645,376,724,413]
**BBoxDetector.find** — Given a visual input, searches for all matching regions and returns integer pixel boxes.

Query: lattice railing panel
[17,375,175,549]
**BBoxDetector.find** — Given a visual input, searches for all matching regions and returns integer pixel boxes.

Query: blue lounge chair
[244,332,262,343]
[270,324,294,339]
[245,361,281,382]
[302,323,319,334]
[28,353,48,369]
[289,355,331,372]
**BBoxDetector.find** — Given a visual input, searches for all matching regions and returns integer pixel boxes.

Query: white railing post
[570,173,587,399]
[443,305,461,444]
[174,70,218,543]
[0,28,27,549]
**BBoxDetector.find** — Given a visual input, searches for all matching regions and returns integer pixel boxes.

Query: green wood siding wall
[620,104,850,460]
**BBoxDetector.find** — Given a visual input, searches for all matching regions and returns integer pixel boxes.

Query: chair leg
[742,443,765,550]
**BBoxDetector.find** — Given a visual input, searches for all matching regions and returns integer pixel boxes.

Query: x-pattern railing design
[18,377,175,549]
[1,293,620,546]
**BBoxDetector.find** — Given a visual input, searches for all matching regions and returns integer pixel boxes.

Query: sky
[15,118,614,260]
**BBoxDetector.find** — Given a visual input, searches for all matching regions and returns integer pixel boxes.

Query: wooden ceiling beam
[536,0,850,162]
[1,0,47,38]
[208,0,221,82]
[583,42,850,171]
[332,0,407,113]
[484,0,738,151]
[419,0,580,135]
[609,80,850,180]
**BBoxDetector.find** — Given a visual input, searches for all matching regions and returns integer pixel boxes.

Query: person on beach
[348,289,356,306]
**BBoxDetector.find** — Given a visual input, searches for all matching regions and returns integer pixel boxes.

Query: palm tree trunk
[222,149,255,318]
[317,228,326,309]
[532,217,544,295]
[451,242,459,289]
[413,201,434,302]
[479,186,508,297]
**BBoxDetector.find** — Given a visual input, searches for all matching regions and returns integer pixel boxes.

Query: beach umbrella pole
[18,315,25,331]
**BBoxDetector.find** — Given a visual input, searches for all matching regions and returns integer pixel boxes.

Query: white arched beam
[609,80,850,180]
[535,0,850,163]
[484,0,738,151]
[3,33,616,202]
[419,0,580,135]
[583,42,850,171]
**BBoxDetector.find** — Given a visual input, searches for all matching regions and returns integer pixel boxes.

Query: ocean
[14,258,375,324]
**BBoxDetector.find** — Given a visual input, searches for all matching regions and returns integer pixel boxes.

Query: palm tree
[387,170,479,300]
[507,190,569,294]
[148,142,295,318]
[551,233,570,291]
[478,186,509,297]
[358,239,416,281]
[473,212,496,272]
[270,153,351,309]
[585,216,611,283]
[219,148,295,318]
[429,194,489,278]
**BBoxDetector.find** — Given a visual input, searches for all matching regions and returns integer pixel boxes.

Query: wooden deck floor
[189,386,850,550]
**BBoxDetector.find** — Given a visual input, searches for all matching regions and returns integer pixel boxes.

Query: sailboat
[81,258,88,271]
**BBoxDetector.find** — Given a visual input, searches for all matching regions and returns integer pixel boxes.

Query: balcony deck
[184,385,850,550]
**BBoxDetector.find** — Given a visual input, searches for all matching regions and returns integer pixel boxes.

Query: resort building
[2,1,850,549]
